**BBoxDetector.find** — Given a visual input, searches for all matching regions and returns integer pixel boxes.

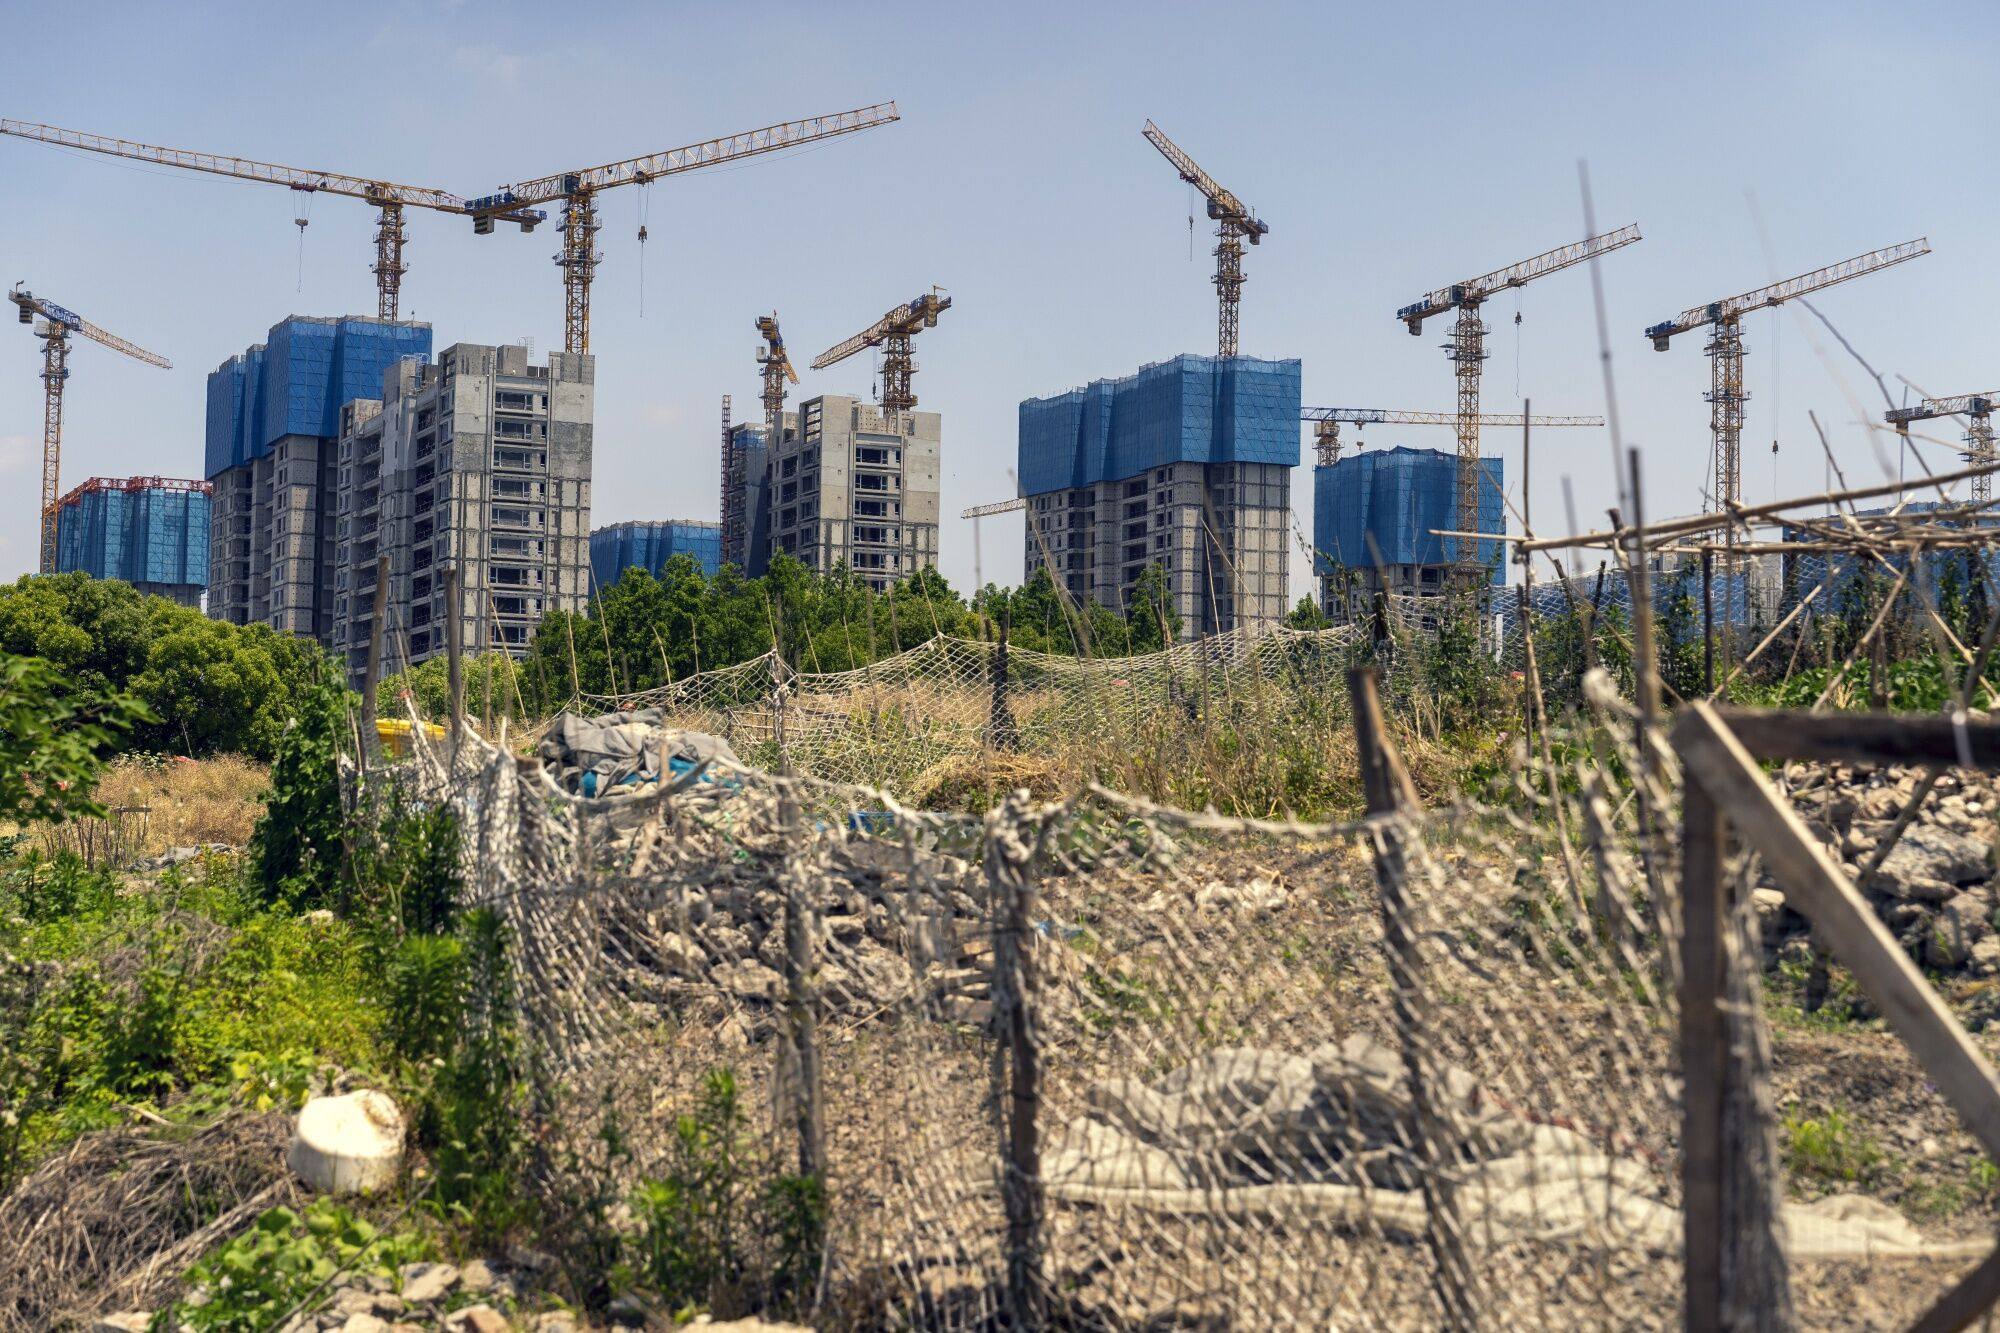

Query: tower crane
[0,118,542,320]
[1397,224,1640,573]
[9,286,170,574]
[466,103,900,355]
[811,290,951,412]
[1885,392,2000,504]
[1303,407,1604,465]
[1645,237,1929,545]
[719,312,799,565]
[1140,120,1267,358]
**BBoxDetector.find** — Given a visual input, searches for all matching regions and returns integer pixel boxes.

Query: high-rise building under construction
[329,342,594,680]
[1312,445,1504,624]
[54,476,210,607]
[767,394,939,589]
[205,316,434,636]
[1018,354,1299,638]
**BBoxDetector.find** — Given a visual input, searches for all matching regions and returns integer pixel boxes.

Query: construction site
[6,9,2000,1332]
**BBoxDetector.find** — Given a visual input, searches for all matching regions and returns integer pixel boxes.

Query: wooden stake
[360,553,390,766]
[1675,703,2000,1161]
[1679,776,1727,1333]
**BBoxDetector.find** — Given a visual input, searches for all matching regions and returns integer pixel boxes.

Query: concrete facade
[769,395,939,589]
[1026,461,1290,638]
[208,435,341,637]
[330,343,593,681]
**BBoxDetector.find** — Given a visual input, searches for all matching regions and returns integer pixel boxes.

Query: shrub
[1782,1107,1884,1186]
[159,1200,430,1333]
[250,662,350,909]
[351,782,461,936]
[632,1067,824,1318]
[383,933,465,1068]
[429,908,526,1245]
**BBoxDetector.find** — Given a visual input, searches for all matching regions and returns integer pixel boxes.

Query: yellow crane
[1140,119,1267,358]
[1398,225,1641,574]
[0,118,541,320]
[9,286,171,574]
[1302,407,1604,465]
[1885,391,2000,504]
[1646,237,1929,543]
[811,290,951,411]
[719,313,800,565]
[466,103,901,355]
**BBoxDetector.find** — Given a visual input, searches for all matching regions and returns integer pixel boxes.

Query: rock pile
[606,829,1081,1039]
[1771,766,2000,976]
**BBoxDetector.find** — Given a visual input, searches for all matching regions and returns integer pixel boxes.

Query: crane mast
[9,286,171,574]
[1397,224,1641,575]
[1886,391,1999,504]
[0,118,541,320]
[1141,120,1267,358]
[811,291,951,413]
[1302,407,1604,465]
[1646,238,1928,553]
[467,103,900,355]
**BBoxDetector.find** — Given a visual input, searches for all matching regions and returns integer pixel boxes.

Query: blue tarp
[1314,446,1504,580]
[591,520,724,593]
[205,316,431,478]
[1017,355,1301,497]
[56,482,209,591]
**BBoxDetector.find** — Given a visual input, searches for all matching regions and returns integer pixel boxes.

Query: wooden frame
[1674,702,2000,1333]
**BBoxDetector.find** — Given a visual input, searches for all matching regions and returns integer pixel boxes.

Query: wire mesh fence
[404,656,1723,1330]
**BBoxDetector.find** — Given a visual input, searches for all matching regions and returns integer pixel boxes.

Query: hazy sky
[2,1,1993,600]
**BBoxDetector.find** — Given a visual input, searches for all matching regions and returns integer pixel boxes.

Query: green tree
[1124,564,1181,653]
[0,652,152,824]
[1285,596,1330,631]
[250,659,351,907]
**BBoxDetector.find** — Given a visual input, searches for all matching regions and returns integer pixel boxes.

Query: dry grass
[0,1113,300,1332]
[28,754,269,867]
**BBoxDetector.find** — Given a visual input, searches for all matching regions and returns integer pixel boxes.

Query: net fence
[565,625,1369,797]
[401,666,1718,1330]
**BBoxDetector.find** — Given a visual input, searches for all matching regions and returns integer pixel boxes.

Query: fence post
[360,553,390,768]
[991,606,1018,752]
[1680,777,1726,1333]
[1347,666,1480,1330]
[778,779,825,1181]
[444,563,464,763]
[1701,548,1716,696]
[987,792,1044,1328]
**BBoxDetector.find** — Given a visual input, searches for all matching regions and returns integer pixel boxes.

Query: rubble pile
[535,709,742,797]
[1768,765,2000,977]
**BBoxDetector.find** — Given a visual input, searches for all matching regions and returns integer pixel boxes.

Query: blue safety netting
[1314,446,1504,581]
[56,483,209,592]
[591,520,724,594]
[205,316,431,478]
[1017,355,1301,497]
[1780,503,2000,615]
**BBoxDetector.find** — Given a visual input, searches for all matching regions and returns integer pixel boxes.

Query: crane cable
[1771,304,1781,498]
[1512,294,1523,398]
[636,181,651,318]
[293,194,313,294]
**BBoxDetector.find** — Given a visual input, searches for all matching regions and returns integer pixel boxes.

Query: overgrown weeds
[631,1067,825,1321]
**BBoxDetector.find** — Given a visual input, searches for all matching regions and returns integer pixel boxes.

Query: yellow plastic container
[375,718,447,758]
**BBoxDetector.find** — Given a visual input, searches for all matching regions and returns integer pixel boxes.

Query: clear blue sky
[3,0,1993,599]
